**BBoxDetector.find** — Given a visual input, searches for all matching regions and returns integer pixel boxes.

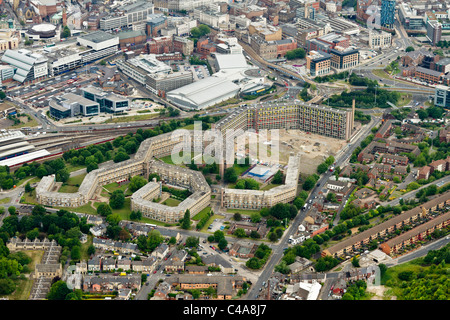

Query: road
[245,116,382,299]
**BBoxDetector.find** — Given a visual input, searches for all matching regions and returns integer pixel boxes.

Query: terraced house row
[321,191,450,258]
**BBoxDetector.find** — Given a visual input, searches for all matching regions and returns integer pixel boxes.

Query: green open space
[226,208,261,215]
[103,113,159,124]
[162,197,181,207]
[192,206,212,221]
[260,183,280,191]
[58,173,86,193]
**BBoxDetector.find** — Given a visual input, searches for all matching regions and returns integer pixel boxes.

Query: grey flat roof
[78,31,117,43]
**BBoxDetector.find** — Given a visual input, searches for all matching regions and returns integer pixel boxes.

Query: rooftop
[78,31,118,43]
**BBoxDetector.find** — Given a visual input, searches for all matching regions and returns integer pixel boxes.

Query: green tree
[109,190,125,209]
[218,237,228,251]
[234,228,247,238]
[181,209,191,229]
[97,203,112,216]
[129,175,147,192]
[47,281,71,300]
[61,26,71,38]
[185,236,199,248]
[224,167,238,183]
[7,206,16,215]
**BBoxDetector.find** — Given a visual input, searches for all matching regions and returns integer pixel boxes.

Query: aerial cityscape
[0,0,449,306]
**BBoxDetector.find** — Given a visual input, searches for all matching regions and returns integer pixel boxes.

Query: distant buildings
[99,1,154,31]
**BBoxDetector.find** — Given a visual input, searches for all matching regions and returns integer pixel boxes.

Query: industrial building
[166,76,241,110]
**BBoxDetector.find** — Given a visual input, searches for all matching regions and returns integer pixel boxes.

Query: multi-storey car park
[36,100,356,222]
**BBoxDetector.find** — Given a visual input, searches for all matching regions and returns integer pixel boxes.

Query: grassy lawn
[103,113,159,124]
[260,183,280,191]
[8,114,39,129]
[192,206,212,221]
[397,93,412,107]
[0,197,11,204]
[226,208,261,216]
[8,250,44,300]
[58,184,79,193]
[102,182,130,195]
[80,235,94,261]
[371,69,392,81]
[180,123,195,130]
[58,173,87,193]
[158,152,193,165]
[233,164,251,176]
[21,189,39,205]
[54,202,98,215]
[93,198,132,220]
[66,163,87,173]
[162,197,181,207]
[15,176,41,188]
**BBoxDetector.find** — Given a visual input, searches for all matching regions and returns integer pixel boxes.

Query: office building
[368,30,392,49]
[76,31,119,64]
[398,2,423,30]
[81,86,130,113]
[49,93,100,119]
[330,47,359,70]
[426,20,442,46]
[434,85,450,109]
[306,50,331,76]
